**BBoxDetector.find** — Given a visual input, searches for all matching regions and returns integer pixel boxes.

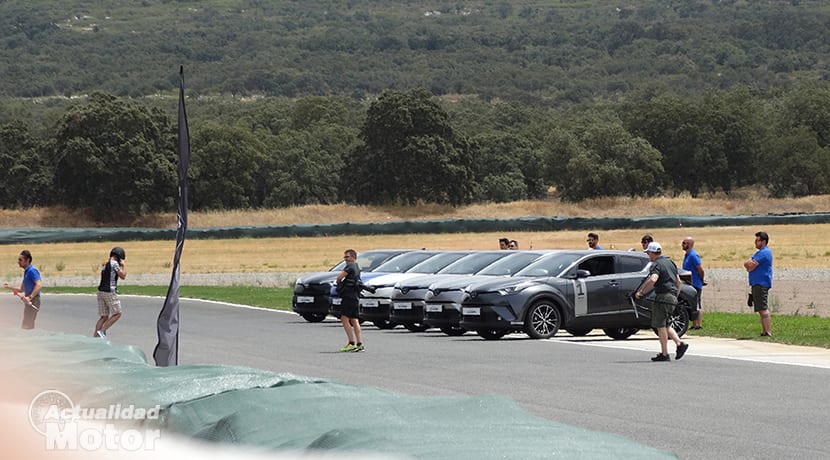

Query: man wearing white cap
[635,242,689,361]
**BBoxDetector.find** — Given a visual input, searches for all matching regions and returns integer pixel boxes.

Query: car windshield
[331,260,346,271]
[515,253,582,278]
[407,252,470,274]
[477,252,547,276]
[373,252,439,273]
[360,251,408,272]
[437,252,506,275]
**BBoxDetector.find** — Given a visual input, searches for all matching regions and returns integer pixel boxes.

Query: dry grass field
[1,223,828,277]
[1,194,829,317]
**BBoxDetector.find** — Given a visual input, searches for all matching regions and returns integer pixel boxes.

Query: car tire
[300,313,327,323]
[670,299,691,337]
[476,328,508,340]
[440,326,467,336]
[373,319,398,329]
[523,300,562,339]
[404,322,430,332]
[603,327,638,340]
[650,300,691,337]
[565,327,593,337]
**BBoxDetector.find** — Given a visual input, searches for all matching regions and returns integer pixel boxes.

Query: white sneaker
[96,330,107,338]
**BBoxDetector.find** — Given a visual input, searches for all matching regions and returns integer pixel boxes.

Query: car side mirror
[576,269,591,278]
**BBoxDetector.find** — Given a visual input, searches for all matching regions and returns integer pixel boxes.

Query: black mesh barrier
[2,212,829,243]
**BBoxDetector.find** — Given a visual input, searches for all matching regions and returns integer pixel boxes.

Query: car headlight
[498,284,523,295]
[497,282,531,296]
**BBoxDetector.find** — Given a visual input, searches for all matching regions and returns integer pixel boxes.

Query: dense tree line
[3,1,830,217]
[1,1,829,106]
[1,84,829,217]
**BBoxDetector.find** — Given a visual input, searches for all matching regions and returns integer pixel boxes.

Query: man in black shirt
[95,247,127,339]
[336,249,364,352]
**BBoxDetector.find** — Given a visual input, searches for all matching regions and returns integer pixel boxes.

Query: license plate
[331,297,342,305]
[462,307,481,316]
[296,296,314,303]
[425,304,442,312]
[393,302,412,310]
[360,299,379,308]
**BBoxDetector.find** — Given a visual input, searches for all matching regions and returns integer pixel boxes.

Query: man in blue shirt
[587,232,603,250]
[682,237,707,330]
[744,231,773,337]
[3,250,42,329]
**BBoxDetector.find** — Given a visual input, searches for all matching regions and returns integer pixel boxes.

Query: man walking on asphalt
[636,242,689,361]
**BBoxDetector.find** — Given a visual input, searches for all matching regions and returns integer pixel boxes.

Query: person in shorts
[336,249,364,352]
[635,242,689,362]
[94,247,127,338]
[3,250,42,329]
[744,231,773,337]
[682,236,707,330]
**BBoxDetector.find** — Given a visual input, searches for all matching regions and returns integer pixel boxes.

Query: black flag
[154,66,190,367]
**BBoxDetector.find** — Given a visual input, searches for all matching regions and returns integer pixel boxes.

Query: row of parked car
[292,249,699,340]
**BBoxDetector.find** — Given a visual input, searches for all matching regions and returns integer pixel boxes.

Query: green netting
[1,329,676,459]
[2,213,829,243]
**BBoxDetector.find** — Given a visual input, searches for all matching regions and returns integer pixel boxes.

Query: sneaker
[96,330,107,338]
[675,342,689,360]
[651,353,670,362]
[761,332,773,337]
[340,343,356,352]
[352,344,365,352]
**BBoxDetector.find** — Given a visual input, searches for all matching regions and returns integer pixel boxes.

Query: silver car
[422,250,557,336]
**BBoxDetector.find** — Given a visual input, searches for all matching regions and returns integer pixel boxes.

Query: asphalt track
[4,294,829,460]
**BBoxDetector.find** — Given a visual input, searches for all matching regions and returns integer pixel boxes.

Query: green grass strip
[685,312,830,348]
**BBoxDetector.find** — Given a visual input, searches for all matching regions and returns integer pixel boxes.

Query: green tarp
[2,329,676,459]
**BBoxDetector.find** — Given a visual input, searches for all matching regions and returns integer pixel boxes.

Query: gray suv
[459,250,698,340]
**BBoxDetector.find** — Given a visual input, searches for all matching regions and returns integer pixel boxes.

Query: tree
[348,88,475,205]
[471,132,547,202]
[558,122,664,201]
[0,123,52,207]
[190,123,270,210]
[780,83,830,148]
[263,125,357,207]
[538,128,584,193]
[51,93,177,216]
[761,126,830,197]
[621,90,762,196]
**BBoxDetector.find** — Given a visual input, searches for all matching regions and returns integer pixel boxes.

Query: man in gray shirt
[635,242,689,362]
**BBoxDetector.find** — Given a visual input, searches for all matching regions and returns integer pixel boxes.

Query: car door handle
[608,281,619,286]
